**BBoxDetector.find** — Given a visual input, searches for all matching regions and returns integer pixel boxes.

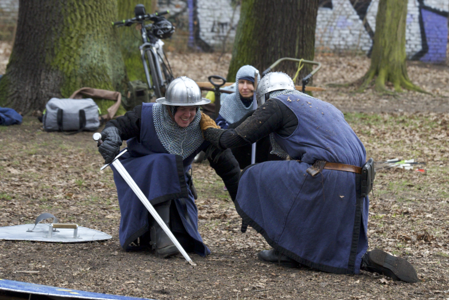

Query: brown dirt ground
[0,43,448,299]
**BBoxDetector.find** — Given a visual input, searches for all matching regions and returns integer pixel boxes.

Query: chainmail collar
[219,92,255,124]
[152,103,204,159]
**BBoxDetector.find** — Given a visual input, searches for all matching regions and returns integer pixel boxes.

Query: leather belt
[303,160,362,177]
[323,162,362,174]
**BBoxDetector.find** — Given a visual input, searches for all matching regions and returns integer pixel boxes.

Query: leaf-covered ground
[0,45,449,299]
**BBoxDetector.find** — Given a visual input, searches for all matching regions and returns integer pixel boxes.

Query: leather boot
[150,201,179,258]
[258,249,300,268]
[361,249,419,283]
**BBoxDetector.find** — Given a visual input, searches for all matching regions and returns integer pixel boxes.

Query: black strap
[57,109,63,131]
[79,109,86,130]
[64,109,86,135]
[347,173,363,272]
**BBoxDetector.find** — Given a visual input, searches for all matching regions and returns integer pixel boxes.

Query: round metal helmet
[256,72,295,105]
[156,76,210,106]
[152,18,175,39]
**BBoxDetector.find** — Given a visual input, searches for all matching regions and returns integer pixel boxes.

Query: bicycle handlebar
[112,10,169,27]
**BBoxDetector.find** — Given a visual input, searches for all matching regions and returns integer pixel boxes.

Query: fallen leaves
[0,52,449,299]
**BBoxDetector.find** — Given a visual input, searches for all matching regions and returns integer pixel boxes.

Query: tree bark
[227,0,319,85]
[0,0,128,115]
[359,0,424,93]
[117,0,154,82]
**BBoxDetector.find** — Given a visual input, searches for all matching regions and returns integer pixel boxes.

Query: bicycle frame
[140,43,162,98]
[139,26,169,98]
[114,7,174,100]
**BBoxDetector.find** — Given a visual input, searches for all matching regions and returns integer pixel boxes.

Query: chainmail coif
[219,65,260,124]
[153,103,204,159]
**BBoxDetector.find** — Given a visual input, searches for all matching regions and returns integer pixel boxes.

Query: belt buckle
[306,160,327,177]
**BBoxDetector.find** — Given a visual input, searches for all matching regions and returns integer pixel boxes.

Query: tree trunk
[227,0,319,86]
[359,0,424,93]
[0,0,128,115]
[117,0,154,82]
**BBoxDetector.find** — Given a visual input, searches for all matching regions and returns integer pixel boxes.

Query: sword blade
[111,159,196,266]
[251,70,259,165]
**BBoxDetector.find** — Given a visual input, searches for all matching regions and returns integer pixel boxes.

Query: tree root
[347,71,433,96]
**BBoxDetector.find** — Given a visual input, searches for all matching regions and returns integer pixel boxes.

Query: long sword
[93,133,196,266]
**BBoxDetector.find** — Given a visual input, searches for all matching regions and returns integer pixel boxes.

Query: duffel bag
[43,98,100,132]
[42,87,122,133]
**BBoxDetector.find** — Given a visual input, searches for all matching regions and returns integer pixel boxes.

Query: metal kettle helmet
[256,72,295,105]
[156,76,210,106]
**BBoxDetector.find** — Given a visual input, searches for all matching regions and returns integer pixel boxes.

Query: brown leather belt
[324,162,362,174]
[303,160,362,177]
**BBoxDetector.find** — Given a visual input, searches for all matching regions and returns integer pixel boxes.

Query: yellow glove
[200,112,220,131]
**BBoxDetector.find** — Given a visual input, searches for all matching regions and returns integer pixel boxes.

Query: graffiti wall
[158,0,448,63]
[158,0,240,52]
[316,0,448,63]
[2,0,447,62]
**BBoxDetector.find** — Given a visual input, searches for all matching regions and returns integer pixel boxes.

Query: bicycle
[113,4,175,99]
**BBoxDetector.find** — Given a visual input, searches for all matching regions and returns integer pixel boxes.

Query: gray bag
[43,98,100,132]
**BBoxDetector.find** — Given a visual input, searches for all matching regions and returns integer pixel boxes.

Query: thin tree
[357,0,426,93]
[0,0,128,115]
[227,0,319,85]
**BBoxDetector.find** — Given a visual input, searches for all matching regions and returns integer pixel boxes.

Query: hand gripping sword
[250,70,259,165]
[93,133,196,266]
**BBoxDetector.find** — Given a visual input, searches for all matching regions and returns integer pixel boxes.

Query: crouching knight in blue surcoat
[201,72,419,283]
[97,77,240,258]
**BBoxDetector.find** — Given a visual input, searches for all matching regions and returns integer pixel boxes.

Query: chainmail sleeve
[218,99,298,148]
[105,105,142,141]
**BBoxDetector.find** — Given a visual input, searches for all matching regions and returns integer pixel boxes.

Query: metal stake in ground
[251,70,259,165]
[92,133,196,266]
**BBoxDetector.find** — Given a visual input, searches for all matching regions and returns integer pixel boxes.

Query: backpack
[42,87,122,133]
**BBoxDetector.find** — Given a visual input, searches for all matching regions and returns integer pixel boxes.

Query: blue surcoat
[111,103,210,256]
[236,93,369,274]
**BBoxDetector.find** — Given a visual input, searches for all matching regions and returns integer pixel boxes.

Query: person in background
[215,65,259,129]
[200,72,419,283]
[97,76,240,258]
[215,65,282,169]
